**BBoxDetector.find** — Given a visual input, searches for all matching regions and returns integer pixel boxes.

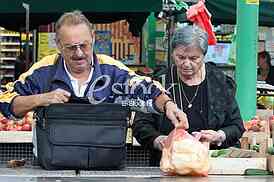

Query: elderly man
[0,11,188,131]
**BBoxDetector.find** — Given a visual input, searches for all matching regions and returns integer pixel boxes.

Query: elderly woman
[133,25,245,166]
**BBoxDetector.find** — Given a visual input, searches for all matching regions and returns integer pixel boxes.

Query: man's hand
[12,88,71,117]
[38,88,71,106]
[165,101,189,129]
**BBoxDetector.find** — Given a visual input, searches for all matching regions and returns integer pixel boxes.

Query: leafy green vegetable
[210,149,230,158]
[250,144,260,152]
[244,169,271,175]
[267,146,274,155]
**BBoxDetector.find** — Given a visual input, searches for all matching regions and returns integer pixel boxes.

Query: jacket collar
[90,53,103,84]
[52,55,71,87]
[51,53,101,87]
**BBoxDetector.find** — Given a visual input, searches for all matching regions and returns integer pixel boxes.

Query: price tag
[126,128,133,144]
[126,112,135,144]
[246,0,259,5]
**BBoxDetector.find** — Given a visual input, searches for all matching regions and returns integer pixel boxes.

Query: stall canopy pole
[236,0,259,121]
[22,2,30,69]
[166,14,174,67]
[162,0,176,67]
[147,13,156,69]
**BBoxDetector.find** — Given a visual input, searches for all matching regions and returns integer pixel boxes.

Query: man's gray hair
[171,25,208,55]
[55,10,94,43]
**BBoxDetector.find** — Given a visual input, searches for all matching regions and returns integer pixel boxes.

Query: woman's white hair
[171,25,208,55]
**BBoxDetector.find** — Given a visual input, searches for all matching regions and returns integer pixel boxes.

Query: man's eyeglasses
[61,41,92,54]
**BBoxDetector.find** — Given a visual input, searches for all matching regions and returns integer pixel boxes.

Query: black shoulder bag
[35,55,130,170]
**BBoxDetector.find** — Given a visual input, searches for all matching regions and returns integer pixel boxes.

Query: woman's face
[258,55,269,70]
[172,45,204,78]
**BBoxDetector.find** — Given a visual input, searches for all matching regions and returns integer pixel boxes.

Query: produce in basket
[244,116,266,132]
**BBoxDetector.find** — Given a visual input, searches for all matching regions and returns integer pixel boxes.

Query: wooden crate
[267,155,274,173]
[241,131,271,155]
[0,131,32,143]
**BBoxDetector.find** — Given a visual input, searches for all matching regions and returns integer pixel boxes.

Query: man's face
[57,23,94,75]
[172,45,204,78]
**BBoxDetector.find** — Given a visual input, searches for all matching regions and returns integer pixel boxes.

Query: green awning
[0,0,161,13]
[1,0,274,34]
[0,0,162,36]
[206,0,274,26]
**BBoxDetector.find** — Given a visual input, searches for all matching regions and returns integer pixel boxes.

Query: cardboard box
[209,157,267,175]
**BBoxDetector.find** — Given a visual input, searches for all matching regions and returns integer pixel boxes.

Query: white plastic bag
[160,128,209,176]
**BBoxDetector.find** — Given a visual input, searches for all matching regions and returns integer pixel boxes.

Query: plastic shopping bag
[186,0,217,45]
[160,128,209,176]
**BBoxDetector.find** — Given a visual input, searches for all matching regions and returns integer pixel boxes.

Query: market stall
[0,0,161,169]
[0,0,274,179]
[0,168,273,182]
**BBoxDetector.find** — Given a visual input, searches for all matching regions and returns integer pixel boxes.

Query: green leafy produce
[250,144,260,152]
[267,146,274,155]
[210,149,230,158]
[244,169,271,175]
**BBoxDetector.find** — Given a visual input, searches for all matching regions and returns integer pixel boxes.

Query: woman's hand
[165,101,189,129]
[153,135,168,151]
[199,130,226,146]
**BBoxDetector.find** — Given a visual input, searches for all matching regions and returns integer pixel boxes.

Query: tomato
[7,120,14,126]
[16,120,24,126]
[0,123,5,131]
[0,118,9,124]
[15,124,23,131]
[9,127,18,131]
[21,123,32,131]
[6,124,16,131]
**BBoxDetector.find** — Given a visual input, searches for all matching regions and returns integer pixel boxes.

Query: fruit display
[244,116,270,132]
[0,112,33,131]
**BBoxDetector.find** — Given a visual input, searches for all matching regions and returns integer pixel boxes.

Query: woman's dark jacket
[133,63,245,166]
